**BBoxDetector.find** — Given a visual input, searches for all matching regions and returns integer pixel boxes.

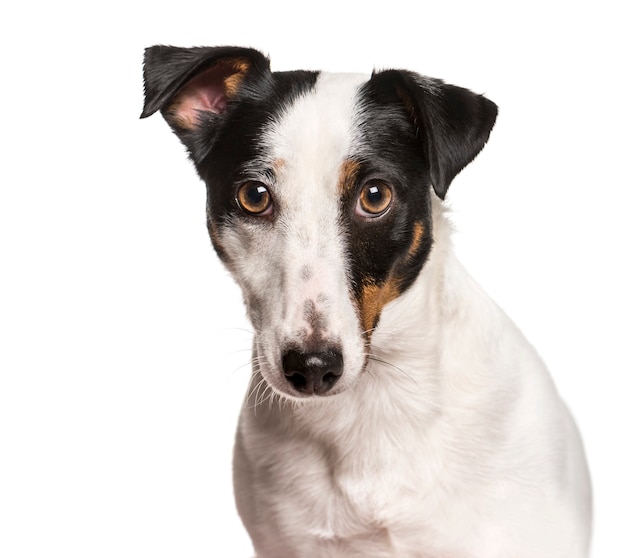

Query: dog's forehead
[262,72,369,172]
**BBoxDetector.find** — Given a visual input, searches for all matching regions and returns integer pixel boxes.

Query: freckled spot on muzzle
[303,299,328,332]
[300,265,313,282]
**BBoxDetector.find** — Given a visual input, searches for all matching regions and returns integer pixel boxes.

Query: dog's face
[142,46,497,400]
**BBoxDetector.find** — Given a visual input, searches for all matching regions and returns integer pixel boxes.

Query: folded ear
[141,45,271,131]
[373,70,498,199]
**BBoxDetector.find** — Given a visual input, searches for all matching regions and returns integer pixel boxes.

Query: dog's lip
[255,356,369,401]
[271,378,348,400]
[249,362,341,401]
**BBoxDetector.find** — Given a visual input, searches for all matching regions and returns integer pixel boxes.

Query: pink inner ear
[187,82,228,113]
[170,64,238,129]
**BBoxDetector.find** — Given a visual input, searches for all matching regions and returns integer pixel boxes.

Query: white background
[1,1,624,556]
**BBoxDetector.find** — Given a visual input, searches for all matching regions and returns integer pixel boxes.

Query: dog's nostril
[288,372,308,391]
[322,371,339,387]
[282,349,343,395]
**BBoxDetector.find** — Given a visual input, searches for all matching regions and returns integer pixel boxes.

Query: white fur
[229,74,592,557]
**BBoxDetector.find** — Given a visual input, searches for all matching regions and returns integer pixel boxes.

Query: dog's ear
[141,45,271,137]
[372,70,498,199]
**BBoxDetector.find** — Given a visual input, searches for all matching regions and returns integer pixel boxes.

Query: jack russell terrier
[141,45,592,557]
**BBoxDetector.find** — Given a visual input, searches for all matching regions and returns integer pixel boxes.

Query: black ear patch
[141,45,274,169]
[372,70,498,199]
[141,45,271,130]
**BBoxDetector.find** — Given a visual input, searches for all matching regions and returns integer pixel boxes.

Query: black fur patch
[341,74,434,331]
[340,70,497,331]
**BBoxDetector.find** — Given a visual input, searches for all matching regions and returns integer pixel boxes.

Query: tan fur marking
[359,277,401,335]
[222,59,251,97]
[166,98,193,129]
[358,222,426,335]
[338,158,360,197]
[406,221,425,262]
[272,158,286,174]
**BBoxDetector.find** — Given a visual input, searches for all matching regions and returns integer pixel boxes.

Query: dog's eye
[356,181,393,217]
[236,182,273,216]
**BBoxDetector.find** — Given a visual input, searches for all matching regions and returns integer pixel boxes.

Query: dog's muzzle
[281,348,344,396]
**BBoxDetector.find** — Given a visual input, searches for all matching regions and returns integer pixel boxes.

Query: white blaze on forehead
[258,72,368,280]
[264,72,368,183]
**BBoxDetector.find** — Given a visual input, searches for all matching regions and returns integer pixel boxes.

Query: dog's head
[141,46,497,400]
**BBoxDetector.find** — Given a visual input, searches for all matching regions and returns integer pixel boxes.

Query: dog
[141,45,592,557]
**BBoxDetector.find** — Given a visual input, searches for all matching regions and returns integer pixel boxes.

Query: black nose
[282,349,344,395]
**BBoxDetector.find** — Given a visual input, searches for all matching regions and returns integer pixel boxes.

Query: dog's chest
[278,445,421,551]
[269,441,474,558]
[243,398,454,555]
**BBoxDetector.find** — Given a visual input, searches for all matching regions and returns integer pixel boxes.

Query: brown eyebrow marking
[337,158,361,197]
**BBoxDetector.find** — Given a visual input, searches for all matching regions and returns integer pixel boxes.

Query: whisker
[365,353,420,389]
[247,375,265,406]
[223,326,256,337]
[267,386,281,411]
[250,384,266,414]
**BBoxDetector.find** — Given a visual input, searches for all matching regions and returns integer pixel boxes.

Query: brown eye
[356,180,393,217]
[236,181,273,216]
